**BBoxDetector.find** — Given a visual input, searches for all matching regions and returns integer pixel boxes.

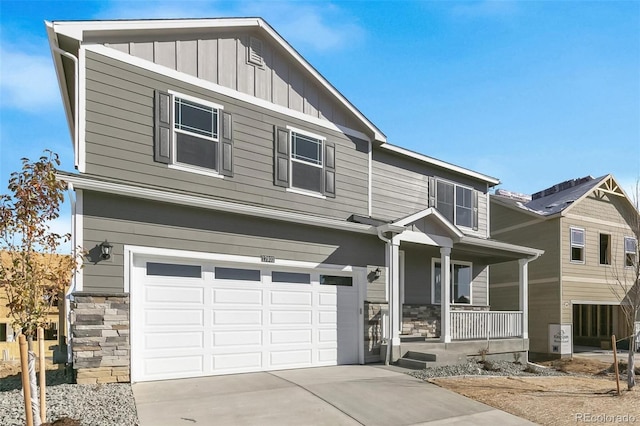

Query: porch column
[440,247,451,343]
[519,258,529,339]
[388,236,402,359]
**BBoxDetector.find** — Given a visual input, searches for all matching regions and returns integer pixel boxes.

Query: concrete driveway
[133,365,534,425]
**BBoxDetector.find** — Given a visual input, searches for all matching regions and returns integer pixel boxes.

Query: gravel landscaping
[407,359,568,380]
[0,368,139,426]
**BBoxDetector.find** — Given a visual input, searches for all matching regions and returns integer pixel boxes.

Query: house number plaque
[261,255,275,263]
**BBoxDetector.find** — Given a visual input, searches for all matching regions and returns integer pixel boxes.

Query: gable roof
[46,17,386,143]
[492,174,635,218]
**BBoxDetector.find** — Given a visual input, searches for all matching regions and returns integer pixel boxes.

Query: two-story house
[47,17,542,384]
[490,175,639,359]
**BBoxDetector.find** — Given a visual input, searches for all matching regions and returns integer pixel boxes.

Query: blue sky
[1,0,639,248]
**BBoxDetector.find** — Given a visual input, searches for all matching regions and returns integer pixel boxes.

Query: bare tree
[608,180,640,390]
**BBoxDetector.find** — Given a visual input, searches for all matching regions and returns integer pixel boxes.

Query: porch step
[397,349,466,370]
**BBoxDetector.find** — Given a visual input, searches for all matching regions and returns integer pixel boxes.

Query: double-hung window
[625,237,637,267]
[174,96,219,171]
[154,90,233,177]
[435,179,475,229]
[570,227,585,263]
[291,131,323,193]
[599,233,611,265]
[274,126,336,198]
[432,260,473,304]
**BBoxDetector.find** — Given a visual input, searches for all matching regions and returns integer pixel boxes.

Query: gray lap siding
[81,191,385,294]
[84,50,370,221]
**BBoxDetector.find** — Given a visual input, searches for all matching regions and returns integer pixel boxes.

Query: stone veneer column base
[70,292,130,384]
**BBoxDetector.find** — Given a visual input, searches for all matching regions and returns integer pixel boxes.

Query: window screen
[455,186,473,228]
[146,262,202,278]
[436,181,454,223]
[272,271,311,284]
[215,267,261,281]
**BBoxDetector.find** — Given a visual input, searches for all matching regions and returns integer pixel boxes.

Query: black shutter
[219,111,233,177]
[472,190,479,231]
[324,141,336,198]
[428,176,436,207]
[274,126,290,187]
[154,90,172,164]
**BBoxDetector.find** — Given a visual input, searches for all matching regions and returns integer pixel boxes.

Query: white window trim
[286,126,326,196]
[570,227,586,264]
[436,178,474,230]
[286,187,327,199]
[624,236,638,268]
[168,90,224,176]
[430,258,473,305]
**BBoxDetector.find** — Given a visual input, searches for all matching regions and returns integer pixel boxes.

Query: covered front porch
[376,207,543,364]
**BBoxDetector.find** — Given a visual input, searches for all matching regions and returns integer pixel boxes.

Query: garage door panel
[270,290,312,306]
[270,329,312,345]
[270,349,312,366]
[213,310,262,325]
[213,330,262,347]
[318,311,337,325]
[213,288,262,305]
[145,309,204,327]
[145,285,204,304]
[318,292,337,306]
[270,310,312,325]
[318,348,337,362]
[318,329,337,343]
[145,331,204,350]
[213,352,262,370]
[144,355,203,377]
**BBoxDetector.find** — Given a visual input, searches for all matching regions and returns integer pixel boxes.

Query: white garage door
[131,256,360,382]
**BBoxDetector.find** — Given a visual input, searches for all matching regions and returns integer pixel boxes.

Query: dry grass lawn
[430,358,640,425]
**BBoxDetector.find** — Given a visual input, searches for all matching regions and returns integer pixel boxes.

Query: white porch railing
[450,311,523,340]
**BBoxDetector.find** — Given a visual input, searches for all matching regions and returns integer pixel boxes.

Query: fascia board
[379,143,500,186]
[51,17,386,143]
[56,173,376,236]
[45,21,75,147]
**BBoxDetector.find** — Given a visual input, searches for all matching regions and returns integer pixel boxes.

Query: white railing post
[440,247,452,343]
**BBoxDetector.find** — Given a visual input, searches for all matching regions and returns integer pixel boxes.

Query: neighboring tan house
[0,251,66,360]
[490,175,639,359]
[47,17,541,384]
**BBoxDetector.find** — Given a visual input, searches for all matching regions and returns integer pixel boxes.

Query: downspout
[50,45,79,170]
[376,228,393,365]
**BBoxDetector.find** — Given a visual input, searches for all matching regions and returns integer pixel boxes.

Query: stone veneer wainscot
[70,293,130,384]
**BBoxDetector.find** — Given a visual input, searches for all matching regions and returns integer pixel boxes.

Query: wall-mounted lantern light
[100,240,113,260]
[373,267,382,280]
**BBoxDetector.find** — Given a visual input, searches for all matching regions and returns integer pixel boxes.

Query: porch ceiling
[454,236,543,265]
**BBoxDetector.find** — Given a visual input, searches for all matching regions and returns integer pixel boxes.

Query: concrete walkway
[133,365,534,425]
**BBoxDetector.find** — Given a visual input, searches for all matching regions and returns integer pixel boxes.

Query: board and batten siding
[83,50,370,221]
[98,31,361,131]
[81,191,385,295]
[371,150,488,238]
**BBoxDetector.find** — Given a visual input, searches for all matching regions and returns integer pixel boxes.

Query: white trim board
[58,173,375,235]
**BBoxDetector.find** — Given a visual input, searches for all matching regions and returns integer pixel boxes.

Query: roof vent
[248,36,264,67]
